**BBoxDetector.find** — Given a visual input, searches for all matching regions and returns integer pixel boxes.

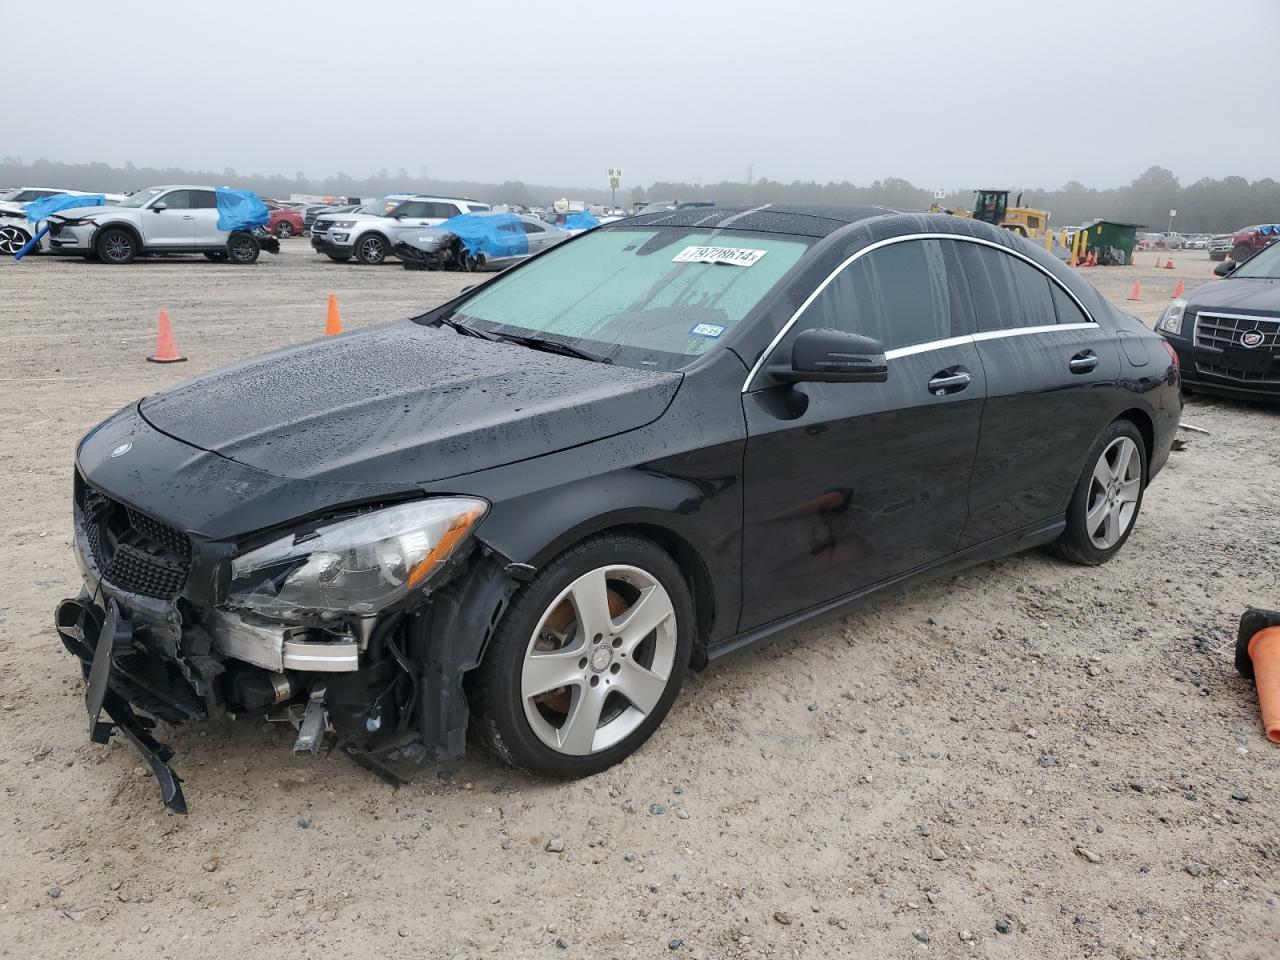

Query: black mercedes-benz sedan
[1157,241,1280,403]
[57,207,1180,810]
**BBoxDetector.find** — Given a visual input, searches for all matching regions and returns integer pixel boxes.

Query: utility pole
[746,162,754,203]
[1167,208,1176,235]
[608,168,622,213]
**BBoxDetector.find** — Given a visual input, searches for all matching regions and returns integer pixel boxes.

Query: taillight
[1161,340,1179,369]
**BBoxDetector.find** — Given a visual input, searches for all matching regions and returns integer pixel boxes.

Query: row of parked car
[0,184,605,271]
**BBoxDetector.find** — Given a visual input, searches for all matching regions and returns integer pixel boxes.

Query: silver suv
[45,185,270,265]
[311,194,490,264]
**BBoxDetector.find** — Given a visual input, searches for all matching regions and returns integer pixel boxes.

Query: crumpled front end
[56,407,522,812]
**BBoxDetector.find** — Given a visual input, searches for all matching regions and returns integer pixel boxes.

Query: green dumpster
[1082,220,1143,265]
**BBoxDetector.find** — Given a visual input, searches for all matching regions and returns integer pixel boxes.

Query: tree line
[3,157,1277,234]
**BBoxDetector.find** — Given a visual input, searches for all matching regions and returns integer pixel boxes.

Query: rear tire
[95,227,137,265]
[472,533,694,778]
[1051,419,1147,566]
[356,234,387,265]
[227,233,260,264]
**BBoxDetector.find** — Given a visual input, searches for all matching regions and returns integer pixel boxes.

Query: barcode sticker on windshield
[673,245,768,267]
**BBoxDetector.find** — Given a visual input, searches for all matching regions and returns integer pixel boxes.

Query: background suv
[45,185,268,264]
[311,194,491,264]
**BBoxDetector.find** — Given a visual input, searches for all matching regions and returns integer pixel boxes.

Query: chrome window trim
[883,335,975,360]
[741,232,1098,393]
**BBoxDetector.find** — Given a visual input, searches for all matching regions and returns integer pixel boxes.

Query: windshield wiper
[497,333,612,364]
[436,315,498,340]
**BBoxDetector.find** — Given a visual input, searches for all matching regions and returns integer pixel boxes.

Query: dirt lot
[0,243,1276,959]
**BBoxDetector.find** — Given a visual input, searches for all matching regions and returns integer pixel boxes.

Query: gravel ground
[0,243,1275,959]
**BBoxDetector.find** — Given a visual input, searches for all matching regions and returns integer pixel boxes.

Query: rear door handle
[927,369,972,395]
[1069,350,1098,373]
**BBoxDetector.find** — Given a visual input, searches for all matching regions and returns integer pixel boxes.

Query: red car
[263,201,305,239]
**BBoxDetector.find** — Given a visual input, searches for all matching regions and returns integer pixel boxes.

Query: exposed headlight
[1156,298,1186,335]
[227,498,487,620]
[332,220,356,228]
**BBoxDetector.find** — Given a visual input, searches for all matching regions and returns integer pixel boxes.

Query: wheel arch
[93,220,144,248]
[1113,407,1155,480]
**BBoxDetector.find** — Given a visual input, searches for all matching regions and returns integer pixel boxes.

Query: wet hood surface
[1188,277,1280,318]
[139,321,681,485]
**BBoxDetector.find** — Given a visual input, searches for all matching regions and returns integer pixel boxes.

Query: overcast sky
[8,1,1276,190]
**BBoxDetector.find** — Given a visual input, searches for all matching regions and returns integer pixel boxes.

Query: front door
[952,240,1121,546]
[141,190,197,247]
[740,237,985,630]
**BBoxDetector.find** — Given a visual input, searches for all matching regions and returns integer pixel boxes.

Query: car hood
[138,320,681,485]
[1188,277,1280,319]
[42,203,112,221]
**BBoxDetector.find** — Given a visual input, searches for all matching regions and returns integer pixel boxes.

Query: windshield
[1232,241,1280,280]
[119,187,166,208]
[356,196,405,216]
[445,227,811,370]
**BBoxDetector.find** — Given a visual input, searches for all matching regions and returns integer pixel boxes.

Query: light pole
[608,168,622,213]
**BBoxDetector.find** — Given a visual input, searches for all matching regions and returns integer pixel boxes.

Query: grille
[311,218,332,234]
[77,482,192,600]
[1194,313,1280,351]
[1193,312,1280,383]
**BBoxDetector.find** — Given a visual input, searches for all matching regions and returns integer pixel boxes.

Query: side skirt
[705,517,1065,663]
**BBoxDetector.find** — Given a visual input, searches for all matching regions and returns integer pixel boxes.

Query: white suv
[310,194,490,264]
[45,184,271,265]
[0,187,123,255]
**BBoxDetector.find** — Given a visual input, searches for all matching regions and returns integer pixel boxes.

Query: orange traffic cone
[325,294,343,336]
[1173,279,1184,298]
[1164,258,1174,270]
[1247,627,1280,744]
[146,308,186,363]
[1127,280,1141,301]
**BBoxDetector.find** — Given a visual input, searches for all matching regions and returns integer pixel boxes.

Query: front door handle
[1069,350,1098,373]
[182,215,195,220]
[928,368,972,395]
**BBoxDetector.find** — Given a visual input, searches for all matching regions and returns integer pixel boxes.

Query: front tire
[473,533,694,778]
[0,224,31,255]
[95,227,137,264]
[356,234,387,265]
[275,221,294,238]
[1051,419,1147,565]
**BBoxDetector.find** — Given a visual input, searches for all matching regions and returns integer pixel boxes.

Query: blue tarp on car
[438,213,529,259]
[563,211,599,230]
[214,188,270,232]
[25,193,106,222]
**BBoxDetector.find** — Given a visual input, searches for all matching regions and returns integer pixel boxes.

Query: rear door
[141,190,197,246]
[739,237,985,629]
[953,240,1120,547]
[188,189,223,245]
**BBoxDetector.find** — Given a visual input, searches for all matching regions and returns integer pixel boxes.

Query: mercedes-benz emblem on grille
[109,442,132,458]
[1240,330,1265,349]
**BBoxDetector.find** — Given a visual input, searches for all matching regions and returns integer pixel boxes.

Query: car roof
[622,203,897,237]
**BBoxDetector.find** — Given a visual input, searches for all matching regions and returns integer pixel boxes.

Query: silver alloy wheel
[521,564,678,756]
[277,221,294,238]
[1085,436,1141,549]
[103,233,132,262]
[359,237,385,263]
[0,225,30,254]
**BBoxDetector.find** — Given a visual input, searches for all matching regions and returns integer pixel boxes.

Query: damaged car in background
[57,206,1180,811]
[394,211,570,271]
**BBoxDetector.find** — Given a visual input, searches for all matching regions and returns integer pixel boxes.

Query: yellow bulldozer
[928,189,1051,239]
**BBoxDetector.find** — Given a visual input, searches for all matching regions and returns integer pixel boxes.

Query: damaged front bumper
[57,471,522,813]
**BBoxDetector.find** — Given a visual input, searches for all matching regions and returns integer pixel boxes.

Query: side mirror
[1214,260,1238,277]
[152,202,167,212]
[771,328,888,384]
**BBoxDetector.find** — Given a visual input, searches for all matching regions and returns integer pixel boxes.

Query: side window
[393,201,431,218]
[190,190,218,209]
[521,221,546,234]
[957,243,1057,331]
[425,202,462,219]
[795,239,952,349]
[1050,284,1091,325]
[158,190,193,210]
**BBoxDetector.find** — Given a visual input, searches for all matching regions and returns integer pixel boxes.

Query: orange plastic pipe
[1248,626,1280,744]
